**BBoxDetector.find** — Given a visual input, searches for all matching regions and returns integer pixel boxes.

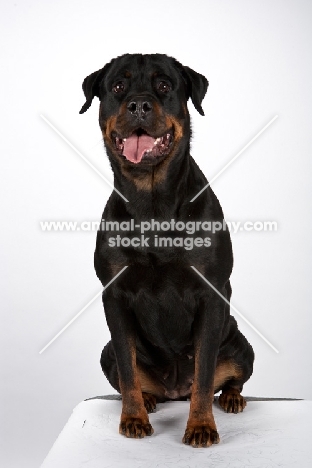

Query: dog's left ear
[183,66,209,116]
[79,63,112,114]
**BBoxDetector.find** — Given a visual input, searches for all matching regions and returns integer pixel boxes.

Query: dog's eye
[112,82,125,94]
[157,81,171,93]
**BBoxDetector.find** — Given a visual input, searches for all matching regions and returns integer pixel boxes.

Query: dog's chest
[129,266,196,354]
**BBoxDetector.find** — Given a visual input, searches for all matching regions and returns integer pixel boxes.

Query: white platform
[41,397,312,468]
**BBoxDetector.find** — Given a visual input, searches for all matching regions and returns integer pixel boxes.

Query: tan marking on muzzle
[101,109,185,191]
[122,114,185,191]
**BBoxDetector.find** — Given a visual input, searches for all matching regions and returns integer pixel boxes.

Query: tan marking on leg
[118,342,154,438]
[214,360,246,414]
[142,392,157,413]
[184,385,220,447]
[213,360,242,391]
[183,348,219,448]
[137,366,165,399]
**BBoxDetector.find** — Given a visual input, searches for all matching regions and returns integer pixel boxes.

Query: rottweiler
[80,53,254,448]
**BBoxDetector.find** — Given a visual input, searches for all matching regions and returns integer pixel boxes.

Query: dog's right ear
[79,65,109,114]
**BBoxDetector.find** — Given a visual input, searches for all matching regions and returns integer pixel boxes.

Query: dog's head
[80,54,208,181]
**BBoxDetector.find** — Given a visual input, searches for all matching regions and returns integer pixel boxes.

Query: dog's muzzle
[115,129,173,164]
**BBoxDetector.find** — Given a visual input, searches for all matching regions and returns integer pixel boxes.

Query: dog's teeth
[154,137,161,145]
[122,138,126,142]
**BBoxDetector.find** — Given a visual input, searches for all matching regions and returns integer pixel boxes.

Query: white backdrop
[1,1,312,467]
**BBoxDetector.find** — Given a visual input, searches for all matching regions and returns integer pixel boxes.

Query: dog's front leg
[183,292,225,448]
[103,292,154,438]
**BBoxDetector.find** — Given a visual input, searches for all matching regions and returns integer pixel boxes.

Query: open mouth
[114,128,173,164]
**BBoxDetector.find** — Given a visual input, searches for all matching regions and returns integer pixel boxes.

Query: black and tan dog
[80,54,254,448]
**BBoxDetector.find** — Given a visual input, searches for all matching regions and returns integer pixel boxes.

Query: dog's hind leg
[213,282,254,414]
[137,365,167,413]
[215,329,254,413]
[141,392,157,413]
[100,341,120,392]
[214,360,247,413]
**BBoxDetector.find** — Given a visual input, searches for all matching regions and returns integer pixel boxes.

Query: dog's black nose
[127,98,152,119]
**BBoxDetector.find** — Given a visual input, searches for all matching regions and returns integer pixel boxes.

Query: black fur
[80,53,254,446]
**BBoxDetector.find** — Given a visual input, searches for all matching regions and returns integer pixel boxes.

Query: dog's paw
[219,388,246,413]
[142,392,157,413]
[182,423,220,448]
[119,417,154,438]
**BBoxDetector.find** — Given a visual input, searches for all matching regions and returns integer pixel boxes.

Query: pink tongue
[123,134,155,163]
